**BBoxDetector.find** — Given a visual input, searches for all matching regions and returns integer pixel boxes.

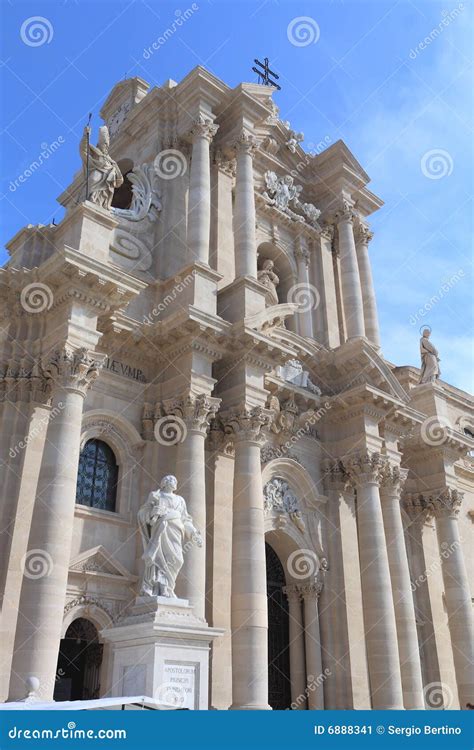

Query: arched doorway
[54,618,103,701]
[266,542,291,710]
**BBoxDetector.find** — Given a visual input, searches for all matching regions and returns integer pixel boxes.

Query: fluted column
[344,452,404,709]
[187,114,218,265]
[8,347,102,701]
[162,393,220,619]
[283,584,307,709]
[294,238,314,339]
[354,222,381,348]
[233,133,258,278]
[380,465,424,709]
[224,405,271,710]
[301,578,324,709]
[336,203,365,340]
[430,489,473,709]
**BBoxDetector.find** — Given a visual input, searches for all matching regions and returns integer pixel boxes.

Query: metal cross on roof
[252,57,281,90]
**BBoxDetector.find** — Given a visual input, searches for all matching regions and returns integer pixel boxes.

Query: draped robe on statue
[138,488,197,598]
[419,335,440,384]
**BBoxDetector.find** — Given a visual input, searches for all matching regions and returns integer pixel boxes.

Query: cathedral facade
[0,67,472,711]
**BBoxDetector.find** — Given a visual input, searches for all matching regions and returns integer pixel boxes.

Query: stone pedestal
[101,596,223,710]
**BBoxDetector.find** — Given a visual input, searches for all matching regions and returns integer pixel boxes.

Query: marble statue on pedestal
[137,475,202,598]
[80,125,123,209]
[419,328,440,384]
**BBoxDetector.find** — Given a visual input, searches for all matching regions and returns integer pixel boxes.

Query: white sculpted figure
[138,475,202,598]
[80,125,123,209]
[263,171,302,211]
[257,259,280,305]
[419,328,440,384]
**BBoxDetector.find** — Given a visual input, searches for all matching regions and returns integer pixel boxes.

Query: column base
[229,703,272,710]
[101,595,223,710]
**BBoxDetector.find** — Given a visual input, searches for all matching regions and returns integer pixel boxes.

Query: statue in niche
[137,475,202,599]
[80,125,123,209]
[419,328,440,384]
[257,259,280,305]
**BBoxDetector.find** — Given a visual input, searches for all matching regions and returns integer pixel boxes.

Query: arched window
[76,439,118,512]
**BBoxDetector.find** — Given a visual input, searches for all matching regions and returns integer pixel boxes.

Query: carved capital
[222,405,271,444]
[162,393,221,435]
[41,346,103,397]
[189,113,219,143]
[354,222,374,246]
[320,224,335,242]
[379,464,409,494]
[427,488,463,519]
[213,148,236,177]
[299,577,324,600]
[294,243,310,267]
[323,459,351,493]
[335,199,355,225]
[283,583,302,602]
[342,451,387,487]
[233,131,258,156]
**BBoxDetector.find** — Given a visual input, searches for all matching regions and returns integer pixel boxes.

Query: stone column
[301,578,324,709]
[294,237,314,339]
[430,489,473,709]
[163,393,220,620]
[283,584,307,709]
[187,114,218,265]
[318,226,341,348]
[354,222,381,348]
[380,465,424,709]
[344,452,404,709]
[8,347,102,701]
[336,203,365,340]
[224,406,271,710]
[233,133,258,279]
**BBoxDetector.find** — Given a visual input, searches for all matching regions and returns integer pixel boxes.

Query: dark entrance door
[266,542,291,710]
[54,618,103,701]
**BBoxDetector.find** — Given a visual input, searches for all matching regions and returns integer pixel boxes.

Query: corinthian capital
[162,393,221,435]
[334,199,355,224]
[323,459,351,493]
[427,487,463,519]
[299,577,324,600]
[41,346,103,397]
[232,131,259,156]
[222,404,271,443]
[379,463,409,494]
[354,222,374,245]
[189,113,219,143]
[342,451,387,487]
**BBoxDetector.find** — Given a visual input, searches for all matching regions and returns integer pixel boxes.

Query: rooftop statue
[79,124,123,209]
[419,328,441,384]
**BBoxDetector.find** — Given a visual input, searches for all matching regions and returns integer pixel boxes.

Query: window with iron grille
[75,439,118,512]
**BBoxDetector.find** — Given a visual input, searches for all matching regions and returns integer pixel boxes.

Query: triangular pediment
[69,546,136,581]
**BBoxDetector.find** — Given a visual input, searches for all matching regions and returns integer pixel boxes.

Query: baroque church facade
[0,67,472,711]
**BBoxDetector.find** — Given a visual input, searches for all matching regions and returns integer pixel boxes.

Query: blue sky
[1,0,472,392]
